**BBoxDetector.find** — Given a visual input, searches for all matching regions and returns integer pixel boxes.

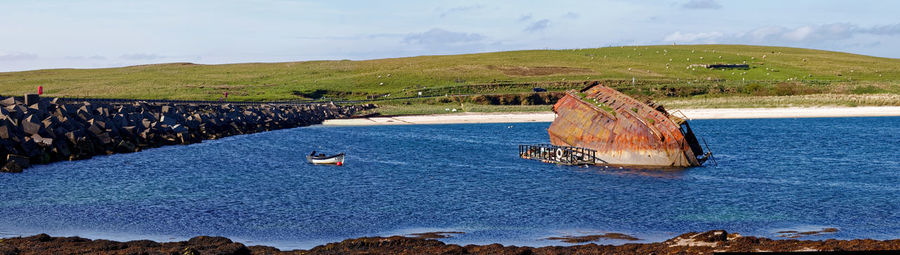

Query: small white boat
[307,151,345,165]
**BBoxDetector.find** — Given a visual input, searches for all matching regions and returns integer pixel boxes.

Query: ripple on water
[0,118,899,249]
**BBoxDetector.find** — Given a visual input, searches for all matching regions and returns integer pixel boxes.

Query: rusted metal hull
[547,85,707,167]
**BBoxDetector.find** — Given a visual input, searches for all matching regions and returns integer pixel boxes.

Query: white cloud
[438,5,485,18]
[394,28,500,57]
[65,55,107,60]
[744,26,785,42]
[120,53,165,60]
[663,31,724,43]
[0,52,38,61]
[664,23,900,45]
[739,24,869,43]
[681,0,722,10]
[524,19,550,33]
[783,26,813,41]
[865,23,900,35]
[3,1,900,72]
[518,14,532,22]
[780,24,853,42]
[403,28,484,45]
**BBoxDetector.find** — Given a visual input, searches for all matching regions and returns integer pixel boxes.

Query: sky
[1,0,899,72]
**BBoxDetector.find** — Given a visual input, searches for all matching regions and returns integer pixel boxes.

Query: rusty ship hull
[547,85,707,167]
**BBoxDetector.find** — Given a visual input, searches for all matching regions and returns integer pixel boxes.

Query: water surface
[1,117,899,249]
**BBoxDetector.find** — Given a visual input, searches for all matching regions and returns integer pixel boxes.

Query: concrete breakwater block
[24,94,40,106]
[22,115,44,135]
[2,154,30,173]
[0,97,375,173]
[0,97,17,107]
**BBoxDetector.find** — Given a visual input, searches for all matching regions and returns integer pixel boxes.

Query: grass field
[1,44,899,113]
[374,101,553,115]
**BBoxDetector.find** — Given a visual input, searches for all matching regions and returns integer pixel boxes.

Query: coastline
[4,230,900,254]
[324,106,900,126]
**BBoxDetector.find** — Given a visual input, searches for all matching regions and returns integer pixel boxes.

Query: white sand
[678,106,900,119]
[321,106,900,126]
[322,112,556,126]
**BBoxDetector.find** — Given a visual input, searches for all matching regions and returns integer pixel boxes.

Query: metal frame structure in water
[518,144,600,165]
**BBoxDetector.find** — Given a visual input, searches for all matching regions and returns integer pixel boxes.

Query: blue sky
[1,0,898,72]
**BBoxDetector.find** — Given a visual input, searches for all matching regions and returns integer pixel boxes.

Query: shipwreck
[520,84,711,168]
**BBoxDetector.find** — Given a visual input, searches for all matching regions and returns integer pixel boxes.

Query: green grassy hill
[1,45,899,105]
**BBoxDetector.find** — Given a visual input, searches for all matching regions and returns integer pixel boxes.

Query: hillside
[1,45,899,104]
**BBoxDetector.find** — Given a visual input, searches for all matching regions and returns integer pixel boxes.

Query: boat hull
[547,85,704,167]
[307,154,345,165]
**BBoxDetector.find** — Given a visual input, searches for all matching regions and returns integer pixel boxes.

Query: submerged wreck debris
[546,233,641,243]
[408,231,466,239]
[522,84,711,168]
[776,228,839,238]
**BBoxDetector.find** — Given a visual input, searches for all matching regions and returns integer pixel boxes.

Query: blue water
[2,117,899,249]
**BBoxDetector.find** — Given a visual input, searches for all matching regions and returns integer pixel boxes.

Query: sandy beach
[322,106,900,126]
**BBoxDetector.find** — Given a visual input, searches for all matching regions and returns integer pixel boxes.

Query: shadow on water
[570,165,692,179]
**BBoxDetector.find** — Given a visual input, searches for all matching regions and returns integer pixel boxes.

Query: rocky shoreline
[0,94,373,173]
[1,230,899,254]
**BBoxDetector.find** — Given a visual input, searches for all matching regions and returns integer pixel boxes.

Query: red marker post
[38,86,43,95]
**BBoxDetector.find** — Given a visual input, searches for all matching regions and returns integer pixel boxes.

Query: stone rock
[55,142,71,158]
[32,134,54,147]
[1,99,368,173]
[94,106,109,117]
[2,154,29,173]
[5,105,24,121]
[0,96,17,107]
[171,124,188,134]
[59,104,78,115]
[52,125,68,138]
[2,161,24,173]
[121,126,137,137]
[21,137,41,157]
[24,94,40,106]
[61,118,79,131]
[95,132,113,144]
[22,115,44,136]
[65,131,80,144]
[77,105,93,120]
[0,106,9,119]
[0,123,10,139]
[93,119,107,129]
[87,120,104,135]
[42,116,60,129]
[160,114,177,126]
[111,114,128,128]
[694,230,729,242]
[116,140,137,153]
[28,102,48,118]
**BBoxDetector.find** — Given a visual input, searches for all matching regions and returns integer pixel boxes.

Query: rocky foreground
[1,231,899,254]
[0,95,373,173]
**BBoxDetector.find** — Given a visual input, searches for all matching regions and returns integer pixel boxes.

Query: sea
[1,117,899,249]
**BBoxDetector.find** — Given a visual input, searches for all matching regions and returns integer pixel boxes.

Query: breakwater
[0,95,373,172]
